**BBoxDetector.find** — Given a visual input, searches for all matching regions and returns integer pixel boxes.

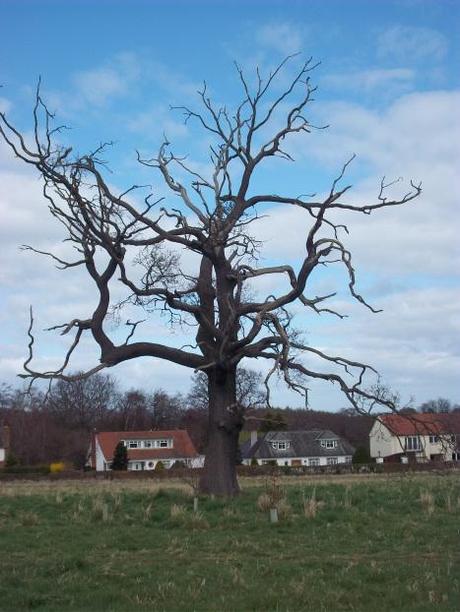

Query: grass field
[0,473,459,611]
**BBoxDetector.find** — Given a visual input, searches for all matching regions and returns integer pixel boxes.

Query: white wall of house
[242,455,352,467]
[190,455,205,468]
[128,459,175,470]
[95,438,106,472]
[370,421,455,461]
[369,421,401,459]
[0,448,5,463]
[99,455,205,471]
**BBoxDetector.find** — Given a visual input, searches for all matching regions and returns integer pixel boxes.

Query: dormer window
[271,441,290,451]
[122,438,173,449]
[320,439,338,449]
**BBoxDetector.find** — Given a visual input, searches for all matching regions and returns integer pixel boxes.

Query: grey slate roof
[241,430,355,460]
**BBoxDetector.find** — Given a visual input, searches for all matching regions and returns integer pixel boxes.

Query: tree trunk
[199,366,242,497]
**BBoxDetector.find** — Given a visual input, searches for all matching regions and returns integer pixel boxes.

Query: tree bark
[199,366,242,497]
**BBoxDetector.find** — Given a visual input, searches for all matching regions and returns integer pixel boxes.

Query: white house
[369,413,460,463]
[0,425,10,467]
[87,430,204,471]
[241,430,355,467]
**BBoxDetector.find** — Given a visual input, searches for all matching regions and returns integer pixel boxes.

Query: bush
[4,453,19,468]
[155,461,165,471]
[3,464,49,475]
[352,446,372,464]
[49,462,66,474]
[111,441,128,471]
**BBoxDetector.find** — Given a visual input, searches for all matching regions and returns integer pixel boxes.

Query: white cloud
[73,68,127,106]
[46,52,141,113]
[255,23,304,56]
[315,286,460,404]
[262,89,460,277]
[322,68,415,91]
[127,105,188,139]
[377,25,448,63]
[0,97,12,113]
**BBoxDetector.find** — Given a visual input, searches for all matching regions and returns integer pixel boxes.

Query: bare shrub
[256,493,272,512]
[419,490,435,515]
[277,498,292,519]
[92,497,110,522]
[19,511,40,527]
[343,485,352,509]
[187,511,209,530]
[110,492,122,514]
[303,487,322,519]
[444,494,452,513]
[143,502,153,521]
[170,504,186,519]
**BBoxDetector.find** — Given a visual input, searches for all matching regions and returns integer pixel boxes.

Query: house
[241,430,355,467]
[87,430,204,471]
[0,425,10,468]
[369,413,460,463]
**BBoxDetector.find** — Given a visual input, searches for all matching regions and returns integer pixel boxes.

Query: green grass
[0,473,459,611]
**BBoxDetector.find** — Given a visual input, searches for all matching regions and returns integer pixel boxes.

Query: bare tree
[419,398,455,413]
[47,372,118,430]
[151,390,185,429]
[114,389,151,431]
[188,368,265,412]
[0,57,421,496]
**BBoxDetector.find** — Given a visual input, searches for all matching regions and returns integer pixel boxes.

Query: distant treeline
[0,372,457,468]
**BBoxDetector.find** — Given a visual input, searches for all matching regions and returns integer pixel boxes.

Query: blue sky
[1,0,459,409]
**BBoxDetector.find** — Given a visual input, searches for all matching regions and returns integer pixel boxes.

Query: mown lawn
[0,473,459,611]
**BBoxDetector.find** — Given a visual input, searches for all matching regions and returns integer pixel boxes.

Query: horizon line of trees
[1,371,458,468]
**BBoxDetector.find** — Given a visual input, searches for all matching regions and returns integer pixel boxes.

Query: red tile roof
[379,413,460,436]
[95,430,199,462]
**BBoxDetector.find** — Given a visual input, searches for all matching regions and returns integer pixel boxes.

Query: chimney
[250,430,258,447]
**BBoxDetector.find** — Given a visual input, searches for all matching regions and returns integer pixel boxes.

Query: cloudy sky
[1,0,459,409]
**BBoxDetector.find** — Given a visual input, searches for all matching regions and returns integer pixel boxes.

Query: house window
[405,436,421,451]
[158,440,170,448]
[327,457,338,465]
[320,439,338,449]
[271,441,290,451]
[429,436,439,444]
[127,440,140,449]
[144,440,153,448]
[309,458,320,466]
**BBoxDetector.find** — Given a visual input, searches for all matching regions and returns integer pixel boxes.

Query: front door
[291,459,302,467]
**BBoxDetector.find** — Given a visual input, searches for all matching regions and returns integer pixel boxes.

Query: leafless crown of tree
[0,56,421,415]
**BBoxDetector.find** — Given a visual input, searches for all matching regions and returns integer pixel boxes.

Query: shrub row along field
[0,473,459,611]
